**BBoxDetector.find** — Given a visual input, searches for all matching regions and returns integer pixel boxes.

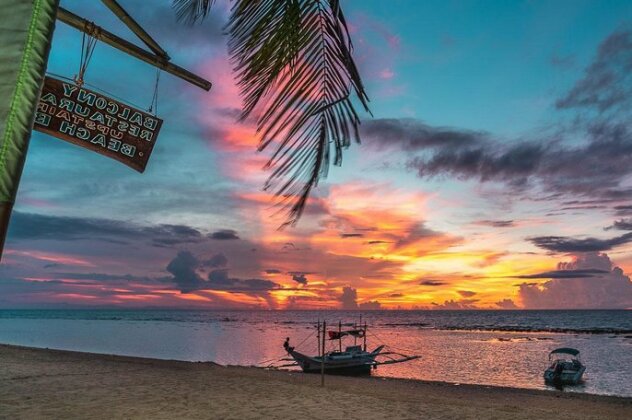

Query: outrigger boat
[282,320,420,375]
[543,347,586,385]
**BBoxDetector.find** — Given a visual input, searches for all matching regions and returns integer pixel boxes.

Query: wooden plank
[100,0,170,60]
[56,7,212,91]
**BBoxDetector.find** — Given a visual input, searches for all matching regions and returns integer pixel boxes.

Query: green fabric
[0,0,58,202]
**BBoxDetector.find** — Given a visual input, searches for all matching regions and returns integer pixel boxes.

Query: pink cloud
[379,68,395,80]
[4,249,96,267]
[518,253,632,309]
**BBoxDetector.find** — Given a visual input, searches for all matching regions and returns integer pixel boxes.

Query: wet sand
[1,344,630,419]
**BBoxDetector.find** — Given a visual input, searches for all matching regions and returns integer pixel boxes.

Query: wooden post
[100,0,169,59]
[321,320,326,387]
[56,7,211,91]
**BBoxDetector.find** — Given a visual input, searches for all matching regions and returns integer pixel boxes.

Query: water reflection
[1,313,631,397]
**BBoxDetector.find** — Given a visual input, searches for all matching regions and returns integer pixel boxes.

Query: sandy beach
[1,344,630,419]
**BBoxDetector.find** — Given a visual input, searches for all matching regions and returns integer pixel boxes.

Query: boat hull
[544,366,586,385]
[289,348,381,375]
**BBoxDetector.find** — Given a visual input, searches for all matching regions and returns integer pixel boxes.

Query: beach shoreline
[1,344,631,419]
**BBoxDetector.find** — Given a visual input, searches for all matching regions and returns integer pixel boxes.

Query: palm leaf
[172,0,216,24]
[175,0,371,226]
[229,0,370,226]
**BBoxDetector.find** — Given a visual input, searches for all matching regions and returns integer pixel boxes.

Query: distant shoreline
[1,344,630,419]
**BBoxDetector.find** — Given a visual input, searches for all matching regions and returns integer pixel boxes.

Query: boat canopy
[549,347,580,356]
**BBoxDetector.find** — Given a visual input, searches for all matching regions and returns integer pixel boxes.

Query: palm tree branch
[172,0,216,24]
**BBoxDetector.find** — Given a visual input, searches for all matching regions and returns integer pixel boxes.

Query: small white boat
[543,347,585,385]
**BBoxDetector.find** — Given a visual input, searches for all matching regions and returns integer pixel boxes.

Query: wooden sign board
[33,76,162,172]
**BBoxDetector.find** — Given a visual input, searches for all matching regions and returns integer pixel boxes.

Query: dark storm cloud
[362,118,486,151]
[165,251,278,293]
[143,224,202,239]
[495,299,518,309]
[287,271,316,285]
[518,253,632,309]
[291,273,308,285]
[475,220,515,228]
[358,300,381,310]
[419,279,446,286]
[394,223,451,249]
[166,251,205,293]
[556,28,632,112]
[409,142,545,185]
[208,229,240,240]
[512,269,610,279]
[432,298,479,309]
[608,219,632,230]
[8,212,204,247]
[614,205,632,216]
[339,286,358,310]
[550,53,576,69]
[204,253,228,268]
[529,232,632,253]
[53,272,156,282]
[366,240,393,245]
[207,269,279,291]
[407,120,632,199]
[387,28,632,203]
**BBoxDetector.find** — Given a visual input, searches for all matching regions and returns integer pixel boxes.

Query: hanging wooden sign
[33,76,162,172]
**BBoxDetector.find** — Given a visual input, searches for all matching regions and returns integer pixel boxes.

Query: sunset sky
[2,0,632,310]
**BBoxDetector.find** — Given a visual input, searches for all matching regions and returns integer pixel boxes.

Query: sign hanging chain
[74,22,100,87]
[148,68,161,115]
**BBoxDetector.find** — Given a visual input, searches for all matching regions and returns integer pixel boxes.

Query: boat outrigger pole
[364,321,367,351]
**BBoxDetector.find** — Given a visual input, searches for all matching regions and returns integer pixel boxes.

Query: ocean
[1,309,631,397]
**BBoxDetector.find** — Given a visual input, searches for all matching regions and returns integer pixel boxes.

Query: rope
[46,72,148,111]
[74,23,100,87]
[293,328,316,351]
[148,69,161,115]
[254,329,317,368]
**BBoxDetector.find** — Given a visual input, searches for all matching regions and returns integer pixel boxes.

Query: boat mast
[363,321,367,351]
[317,320,321,358]
[338,321,342,352]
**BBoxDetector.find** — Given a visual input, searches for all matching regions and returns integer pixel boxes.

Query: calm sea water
[1,310,631,397]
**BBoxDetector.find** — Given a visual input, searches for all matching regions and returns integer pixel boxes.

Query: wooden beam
[100,0,170,60]
[56,7,212,91]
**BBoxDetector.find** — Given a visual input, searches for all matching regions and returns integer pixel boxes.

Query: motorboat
[543,347,585,385]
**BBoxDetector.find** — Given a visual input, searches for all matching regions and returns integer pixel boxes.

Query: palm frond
[227,0,371,227]
[172,0,216,24]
